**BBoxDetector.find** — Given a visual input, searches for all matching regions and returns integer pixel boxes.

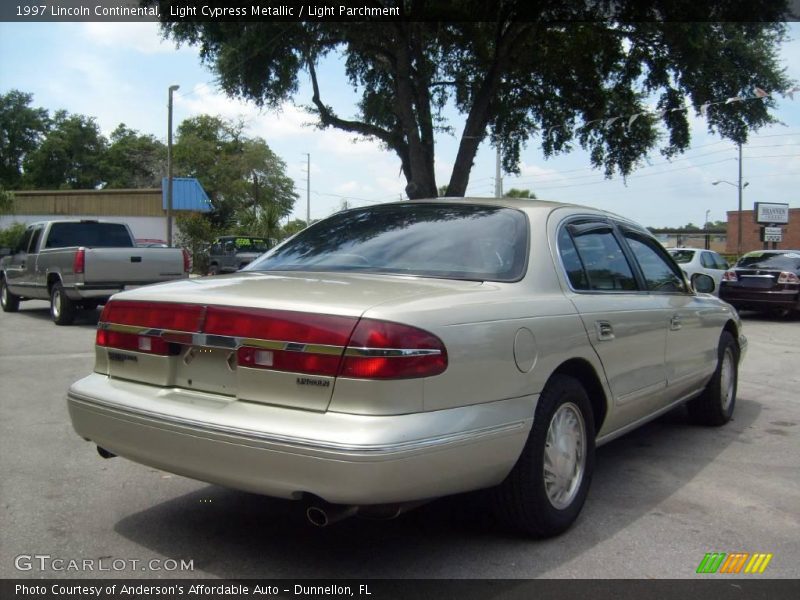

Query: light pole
[712,175,749,257]
[494,146,503,198]
[305,153,310,227]
[167,84,179,247]
[704,209,711,229]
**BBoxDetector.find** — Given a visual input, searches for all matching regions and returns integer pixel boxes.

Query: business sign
[754,202,789,224]
[762,227,783,242]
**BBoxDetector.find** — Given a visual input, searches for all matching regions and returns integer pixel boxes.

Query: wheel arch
[46,272,63,294]
[548,358,608,435]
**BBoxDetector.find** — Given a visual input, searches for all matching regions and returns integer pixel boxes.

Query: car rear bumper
[720,287,800,311]
[67,374,534,505]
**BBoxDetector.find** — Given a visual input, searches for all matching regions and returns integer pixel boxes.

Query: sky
[0,20,799,228]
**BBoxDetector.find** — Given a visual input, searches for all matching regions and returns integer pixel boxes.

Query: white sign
[755,202,790,224]
[763,227,783,242]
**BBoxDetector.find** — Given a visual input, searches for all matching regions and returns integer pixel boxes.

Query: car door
[4,226,34,293]
[557,221,669,428]
[620,230,716,401]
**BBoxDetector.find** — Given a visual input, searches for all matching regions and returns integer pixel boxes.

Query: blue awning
[161,178,211,212]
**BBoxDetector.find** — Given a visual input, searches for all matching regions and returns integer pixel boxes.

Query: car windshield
[736,251,800,271]
[234,238,270,253]
[247,203,529,282]
[669,249,695,264]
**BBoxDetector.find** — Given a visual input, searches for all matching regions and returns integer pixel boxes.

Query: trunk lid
[99,271,482,411]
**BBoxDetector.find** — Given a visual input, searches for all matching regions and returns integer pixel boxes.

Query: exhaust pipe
[96,446,116,459]
[306,504,359,527]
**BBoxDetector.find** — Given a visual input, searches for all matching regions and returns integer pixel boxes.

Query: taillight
[722,270,738,282]
[96,328,171,355]
[102,300,206,331]
[340,319,447,379]
[73,248,85,274]
[778,271,800,284]
[182,248,191,273]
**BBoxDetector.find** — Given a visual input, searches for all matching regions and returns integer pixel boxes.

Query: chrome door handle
[670,315,682,331]
[595,320,615,341]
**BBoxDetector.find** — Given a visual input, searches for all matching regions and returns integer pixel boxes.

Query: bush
[0,222,27,250]
[175,213,217,274]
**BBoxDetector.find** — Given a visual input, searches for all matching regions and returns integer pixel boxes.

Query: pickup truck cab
[1,220,190,325]
[207,236,272,275]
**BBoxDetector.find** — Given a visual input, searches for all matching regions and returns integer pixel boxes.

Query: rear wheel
[50,282,75,326]
[1,277,20,312]
[208,264,220,276]
[687,332,738,426]
[492,374,595,537]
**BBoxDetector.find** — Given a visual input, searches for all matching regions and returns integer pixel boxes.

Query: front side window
[624,233,687,293]
[248,203,529,282]
[701,252,716,269]
[16,228,33,253]
[28,227,43,253]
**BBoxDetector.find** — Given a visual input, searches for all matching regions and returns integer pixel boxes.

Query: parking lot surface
[1,302,798,579]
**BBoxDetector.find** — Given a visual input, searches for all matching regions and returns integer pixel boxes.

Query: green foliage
[504,188,536,199]
[0,186,14,214]
[23,110,107,189]
[175,212,217,274]
[173,115,298,231]
[281,219,308,240]
[150,1,792,199]
[102,124,166,188]
[0,222,27,249]
[0,90,49,189]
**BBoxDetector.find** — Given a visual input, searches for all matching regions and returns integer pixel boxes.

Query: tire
[492,374,596,537]
[50,282,75,326]
[687,332,739,426]
[208,264,220,276]
[1,277,20,312]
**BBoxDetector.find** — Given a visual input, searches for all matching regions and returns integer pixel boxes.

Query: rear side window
[701,252,716,268]
[558,224,637,291]
[45,223,134,249]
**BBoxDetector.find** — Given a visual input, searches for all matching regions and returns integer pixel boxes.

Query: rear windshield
[45,222,134,249]
[736,251,800,271]
[669,249,695,264]
[247,203,529,282]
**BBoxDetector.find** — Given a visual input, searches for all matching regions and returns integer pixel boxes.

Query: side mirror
[693,273,715,294]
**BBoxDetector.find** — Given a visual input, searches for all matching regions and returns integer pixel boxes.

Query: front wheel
[50,282,75,326]
[1,277,20,312]
[492,374,595,537]
[687,332,739,426]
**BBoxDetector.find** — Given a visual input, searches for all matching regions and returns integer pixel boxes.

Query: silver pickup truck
[0,220,189,325]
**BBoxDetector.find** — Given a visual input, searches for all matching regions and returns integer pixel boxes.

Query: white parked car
[67,199,746,537]
[667,248,730,296]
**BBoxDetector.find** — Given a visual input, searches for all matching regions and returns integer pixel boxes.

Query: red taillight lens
[73,248,85,274]
[777,271,800,284]
[340,319,447,379]
[722,270,738,282]
[206,306,357,346]
[182,248,191,273]
[95,329,171,355]
[102,300,205,332]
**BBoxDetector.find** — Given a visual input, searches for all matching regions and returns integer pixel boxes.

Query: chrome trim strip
[68,391,526,456]
[344,347,442,358]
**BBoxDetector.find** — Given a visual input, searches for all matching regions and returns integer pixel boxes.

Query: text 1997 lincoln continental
[67,199,746,536]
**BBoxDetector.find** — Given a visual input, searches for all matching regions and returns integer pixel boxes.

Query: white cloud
[81,23,187,55]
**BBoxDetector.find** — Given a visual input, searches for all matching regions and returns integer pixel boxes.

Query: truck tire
[50,282,76,326]
[208,264,220,276]
[1,276,20,312]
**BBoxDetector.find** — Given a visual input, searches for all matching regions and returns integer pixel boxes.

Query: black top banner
[2,0,799,23]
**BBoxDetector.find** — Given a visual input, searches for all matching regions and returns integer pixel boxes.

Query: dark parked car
[720,250,800,317]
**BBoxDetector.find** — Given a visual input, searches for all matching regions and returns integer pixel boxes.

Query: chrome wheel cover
[1,282,7,307]
[720,347,735,412]
[543,402,586,510]
[52,289,61,318]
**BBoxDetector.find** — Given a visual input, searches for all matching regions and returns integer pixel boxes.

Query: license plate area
[739,277,776,289]
[175,346,237,396]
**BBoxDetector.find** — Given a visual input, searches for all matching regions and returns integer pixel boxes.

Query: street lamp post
[712,173,749,257]
[167,84,180,247]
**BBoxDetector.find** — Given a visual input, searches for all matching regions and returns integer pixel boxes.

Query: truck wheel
[50,282,75,325]
[1,277,20,312]
[492,374,595,537]
[687,332,738,426]
[208,264,219,276]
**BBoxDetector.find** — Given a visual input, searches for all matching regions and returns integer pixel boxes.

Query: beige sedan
[67,199,746,536]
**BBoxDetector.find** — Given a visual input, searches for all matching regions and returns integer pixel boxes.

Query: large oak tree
[155,2,791,198]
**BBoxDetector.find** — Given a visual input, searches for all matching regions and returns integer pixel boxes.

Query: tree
[173,114,298,237]
[151,1,791,199]
[281,218,308,239]
[0,90,50,189]
[22,110,107,189]
[0,186,14,214]
[504,188,536,199]
[101,124,166,188]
